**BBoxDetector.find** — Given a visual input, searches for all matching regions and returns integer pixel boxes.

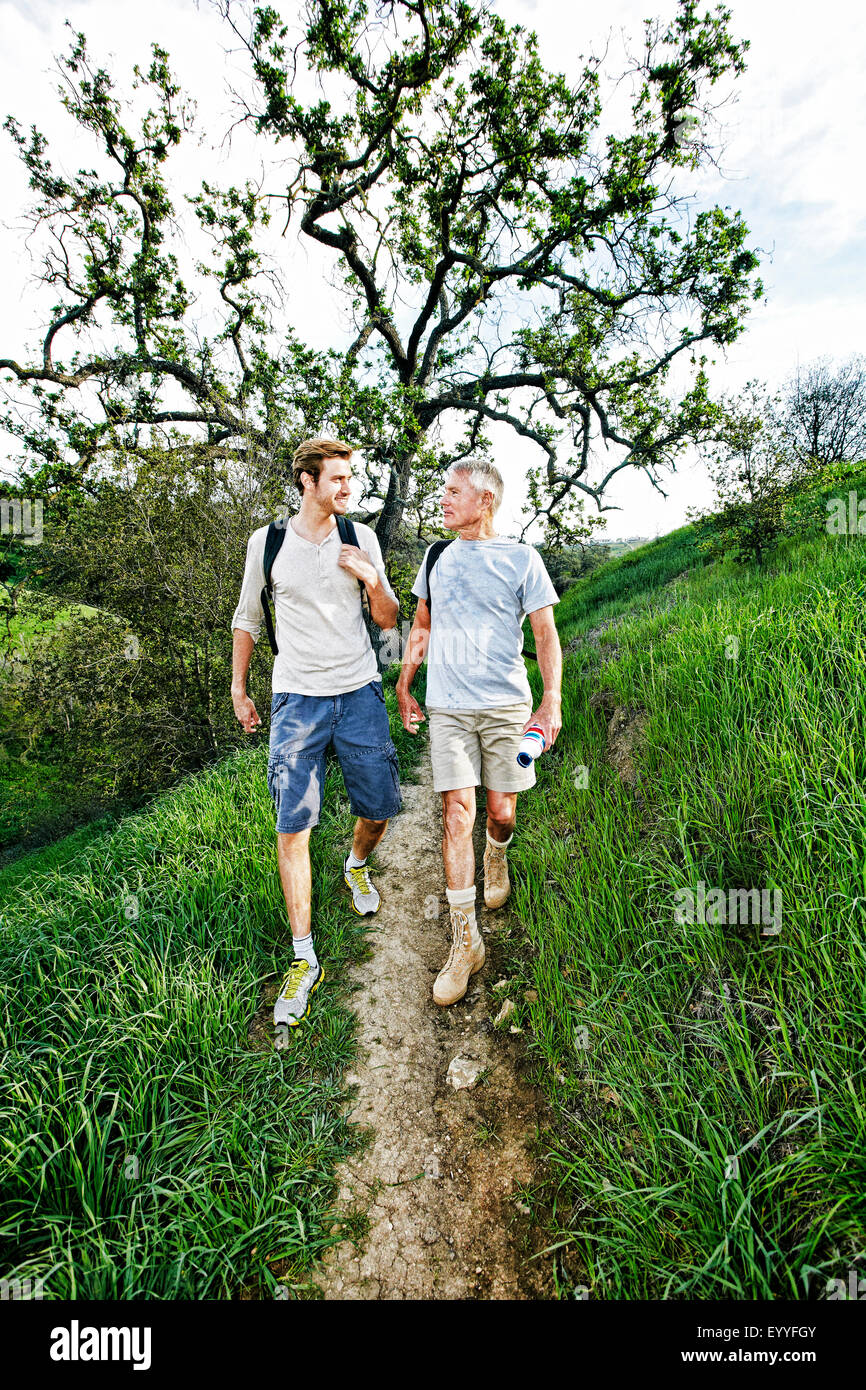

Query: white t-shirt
[411,536,558,710]
[231,517,396,695]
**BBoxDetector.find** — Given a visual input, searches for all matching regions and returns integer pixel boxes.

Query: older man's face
[441,471,490,530]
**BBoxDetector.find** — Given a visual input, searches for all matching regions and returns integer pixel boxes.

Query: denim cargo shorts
[267,679,403,833]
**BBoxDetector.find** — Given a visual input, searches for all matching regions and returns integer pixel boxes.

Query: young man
[396,460,562,1006]
[231,438,401,1028]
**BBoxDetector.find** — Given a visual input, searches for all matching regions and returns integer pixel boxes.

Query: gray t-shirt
[411,536,558,710]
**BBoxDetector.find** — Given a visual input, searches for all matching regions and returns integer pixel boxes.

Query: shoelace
[347,864,374,895]
[443,909,471,970]
[278,961,308,1000]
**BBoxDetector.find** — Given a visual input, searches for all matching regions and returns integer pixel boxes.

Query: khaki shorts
[427,702,536,793]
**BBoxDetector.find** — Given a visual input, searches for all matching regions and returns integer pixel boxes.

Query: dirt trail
[313,757,554,1300]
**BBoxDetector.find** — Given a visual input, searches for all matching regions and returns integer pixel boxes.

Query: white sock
[446,885,480,939]
[486,829,513,850]
[293,931,318,968]
[346,849,367,869]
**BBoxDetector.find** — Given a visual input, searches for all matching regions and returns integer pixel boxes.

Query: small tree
[780,354,866,470]
[688,381,808,565]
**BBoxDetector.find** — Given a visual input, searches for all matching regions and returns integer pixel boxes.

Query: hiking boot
[483,835,511,909]
[433,908,485,1007]
[273,959,324,1028]
[344,857,381,916]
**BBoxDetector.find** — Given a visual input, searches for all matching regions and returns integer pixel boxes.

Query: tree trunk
[374,456,412,561]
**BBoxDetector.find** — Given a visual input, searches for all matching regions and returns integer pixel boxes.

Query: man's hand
[233,691,261,734]
[396,683,426,735]
[338,544,378,588]
[523,695,561,751]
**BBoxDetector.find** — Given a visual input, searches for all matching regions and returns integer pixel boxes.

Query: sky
[0,0,863,541]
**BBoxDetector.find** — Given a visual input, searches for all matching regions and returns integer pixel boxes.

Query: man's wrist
[231,684,246,699]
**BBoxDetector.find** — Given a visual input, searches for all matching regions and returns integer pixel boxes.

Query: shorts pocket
[339,741,402,819]
[267,751,324,830]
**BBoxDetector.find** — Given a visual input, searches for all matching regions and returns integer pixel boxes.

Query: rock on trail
[314,758,554,1300]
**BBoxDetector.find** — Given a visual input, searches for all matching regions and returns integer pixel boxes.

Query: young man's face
[309,456,352,512]
[441,471,491,530]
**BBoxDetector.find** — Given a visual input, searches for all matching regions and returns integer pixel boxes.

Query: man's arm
[526,605,562,748]
[231,628,262,732]
[395,597,431,732]
[230,531,265,732]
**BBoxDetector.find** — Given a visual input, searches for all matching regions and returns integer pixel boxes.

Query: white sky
[0,0,863,541]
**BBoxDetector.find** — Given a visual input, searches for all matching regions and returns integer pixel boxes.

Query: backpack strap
[261,519,287,656]
[335,513,357,547]
[336,513,371,623]
[424,539,453,618]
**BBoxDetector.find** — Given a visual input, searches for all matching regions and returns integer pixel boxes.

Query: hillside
[506,461,866,1296]
[1,463,864,1299]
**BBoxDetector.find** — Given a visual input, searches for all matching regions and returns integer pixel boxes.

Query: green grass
[0,585,98,654]
[502,469,866,1299]
[0,671,424,1299]
[521,524,708,667]
[0,814,120,895]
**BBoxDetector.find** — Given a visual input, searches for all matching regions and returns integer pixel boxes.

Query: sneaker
[343,856,381,915]
[483,836,511,909]
[273,960,324,1028]
[433,908,485,1007]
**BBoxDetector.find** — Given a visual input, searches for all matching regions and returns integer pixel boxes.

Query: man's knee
[277,827,312,855]
[486,792,517,832]
[443,793,475,839]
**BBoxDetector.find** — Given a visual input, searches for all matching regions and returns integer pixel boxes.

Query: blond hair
[291,437,353,494]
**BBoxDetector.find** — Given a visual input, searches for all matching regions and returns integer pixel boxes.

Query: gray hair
[445,457,504,514]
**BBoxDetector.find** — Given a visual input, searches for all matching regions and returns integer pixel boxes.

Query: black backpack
[260,513,379,660]
[421,537,537,661]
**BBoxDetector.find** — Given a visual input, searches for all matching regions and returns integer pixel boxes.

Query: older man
[231,437,401,1028]
[396,460,562,1006]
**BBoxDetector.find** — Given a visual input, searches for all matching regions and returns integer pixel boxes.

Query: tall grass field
[505,466,866,1298]
[0,674,424,1298]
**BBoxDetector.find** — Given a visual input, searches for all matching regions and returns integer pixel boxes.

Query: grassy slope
[0,671,425,1299]
[505,468,866,1298]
